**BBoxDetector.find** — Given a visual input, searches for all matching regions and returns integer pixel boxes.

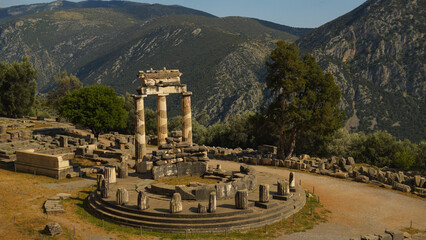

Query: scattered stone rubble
[350,228,414,240]
[207,145,426,198]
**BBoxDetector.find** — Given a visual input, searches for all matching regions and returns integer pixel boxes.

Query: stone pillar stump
[137,191,150,210]
[170,193,182,213]
[259,184,270,203]
[116,188,129,206]
[198,203,207,213]
[208,192,216,213]
[101,179,109,198]
[96,174,104,191]
[289,172,296,192]
[104,167,116,184]
[118,162,128,178]
[235,189,249,209]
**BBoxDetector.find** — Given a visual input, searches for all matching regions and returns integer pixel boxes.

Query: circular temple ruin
[86,68,306,233]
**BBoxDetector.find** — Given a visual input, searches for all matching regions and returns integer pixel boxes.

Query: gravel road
[209,160,426,240]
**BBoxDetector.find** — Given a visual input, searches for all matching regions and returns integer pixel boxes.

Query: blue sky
[0,0,366,28]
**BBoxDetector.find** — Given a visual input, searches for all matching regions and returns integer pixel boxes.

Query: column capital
[132,94,147,99]
[156,93,169,97]
[182,91,192,96]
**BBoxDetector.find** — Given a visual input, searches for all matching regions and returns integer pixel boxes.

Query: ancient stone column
[289,172,296,192]
[105,167,116,184]
[134,95,146,167]
[259,184,270,203]
[170,193,182,213]
[181,92,192,144]
[116,188,129,206]
[118,162,128,178]
[157,94,168,146]
[137,191,150,210]
[235,189,249,209]
[101,179,109,198]
[59,136,68,148]
[284,181,290,195]
[96,174,104,191]
[208,191,216,213]
[277,180,285,196]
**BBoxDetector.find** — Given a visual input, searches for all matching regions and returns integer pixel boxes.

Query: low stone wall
[206,146,426,198]
[15,149,73,179]
[150,164,257,201]
[151,161,207,180]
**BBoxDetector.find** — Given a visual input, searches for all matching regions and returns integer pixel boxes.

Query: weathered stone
[59,136,68,148]
[392,182,411,192]
[117,162,128,178]
[101,179,109,198]
[277,180,286,196]
[355,175,370,183]
[385,229,404,240]
[44,222,62,236]
[96,174,104,191]
[235,189,249,209]
[104,167,116,184]
[170,193,183,213]
[175,185,195,200]
[414,175,421,187]
[338,158,347,168]
[137,191,150,210]
[259,184,269,203]
[347,157,355,165]
[197,203,207,213]
[208,191,216,213]
[116,188,129,205]
[335,172,348,179]
[240,164,255,174]
[289,172,296,192]
[368,168,377,179]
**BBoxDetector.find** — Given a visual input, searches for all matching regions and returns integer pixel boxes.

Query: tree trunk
[285,130,297,159]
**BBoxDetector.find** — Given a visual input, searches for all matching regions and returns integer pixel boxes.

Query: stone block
[175,185,196,200]
[355,175,370,183]
[44,222,62,236]
[347,157,355,165]
[384,229,404,240]
[392,182,411,192]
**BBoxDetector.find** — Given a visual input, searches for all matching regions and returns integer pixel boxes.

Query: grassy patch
[73,191,328,239]
[151,176,219,186]
[400,227,421,235]
[71,158,98,167]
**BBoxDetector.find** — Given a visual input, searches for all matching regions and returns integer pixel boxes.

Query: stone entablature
[137,68,187,95]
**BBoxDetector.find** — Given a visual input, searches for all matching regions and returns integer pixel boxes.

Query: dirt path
[210,160,426,240]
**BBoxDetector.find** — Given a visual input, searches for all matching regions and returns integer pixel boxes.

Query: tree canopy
[59,84,127,137]
[0,57,37,117]
[265,41,343,159]
[47,71,82,109]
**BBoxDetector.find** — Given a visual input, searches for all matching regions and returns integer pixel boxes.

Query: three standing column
[157,94,168,146]
[134,95,146,166]
[181,92,192,144]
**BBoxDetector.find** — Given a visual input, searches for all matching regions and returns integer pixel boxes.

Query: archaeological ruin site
[0,68,425,239]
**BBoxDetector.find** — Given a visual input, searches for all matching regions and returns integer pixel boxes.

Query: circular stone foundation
[87,164,306,233]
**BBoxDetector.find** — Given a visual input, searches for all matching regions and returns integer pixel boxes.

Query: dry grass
[400,227,421,235]
[151,176,219,186]
[71,158,98,167]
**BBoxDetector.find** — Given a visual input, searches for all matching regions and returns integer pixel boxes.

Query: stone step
[87,191,306,233]
[88,199,285,233]
[91,196,277,225]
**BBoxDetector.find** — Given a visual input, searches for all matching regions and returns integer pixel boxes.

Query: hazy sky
[0,0,366,28]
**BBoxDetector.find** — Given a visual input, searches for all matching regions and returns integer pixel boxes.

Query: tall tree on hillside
[266,41,343,159]
[47,71,82,109]
[0,57,37,117]
[59,85,127,138]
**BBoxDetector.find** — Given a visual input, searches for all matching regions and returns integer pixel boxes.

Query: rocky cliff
[297,0,425,142]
